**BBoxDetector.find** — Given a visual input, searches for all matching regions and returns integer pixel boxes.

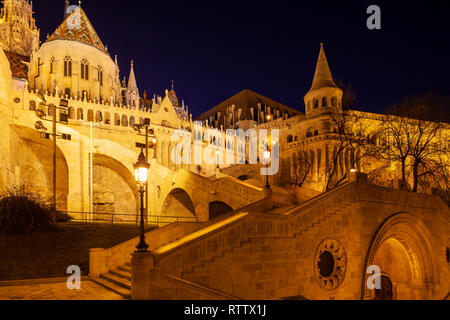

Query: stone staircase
[180,200,352,280]
[91,262,132,299]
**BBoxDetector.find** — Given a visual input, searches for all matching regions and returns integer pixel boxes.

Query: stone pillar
[131,251,155,300]
[89,248,109,277]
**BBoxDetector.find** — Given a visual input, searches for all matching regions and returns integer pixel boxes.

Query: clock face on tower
[67,8,81,30]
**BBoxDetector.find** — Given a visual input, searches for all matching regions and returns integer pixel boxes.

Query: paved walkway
[0,280,123,300]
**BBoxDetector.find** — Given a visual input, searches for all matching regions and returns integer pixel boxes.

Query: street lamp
[35,92,69,224]
[134,150,150,252]
[264,150,271,189]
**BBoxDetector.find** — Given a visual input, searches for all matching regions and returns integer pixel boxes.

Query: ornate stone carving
[314,239,347,290]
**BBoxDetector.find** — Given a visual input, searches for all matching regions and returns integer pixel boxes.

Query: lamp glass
[134,167,148,184]
[264,151,271,160]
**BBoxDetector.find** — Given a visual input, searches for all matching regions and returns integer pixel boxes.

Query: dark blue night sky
[33,0,450,116]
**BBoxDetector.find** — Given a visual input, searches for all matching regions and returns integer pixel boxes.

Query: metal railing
[57,210,197,227]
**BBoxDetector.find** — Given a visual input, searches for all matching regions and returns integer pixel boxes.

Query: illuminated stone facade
[0,1,448,300]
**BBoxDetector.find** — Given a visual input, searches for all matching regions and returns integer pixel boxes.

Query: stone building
[0,1,448,300]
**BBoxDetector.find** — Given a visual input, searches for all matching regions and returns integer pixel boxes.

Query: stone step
[100,272,131,290]
[117,264,131,273]
[110,268,131,281]
[91,277,131,299]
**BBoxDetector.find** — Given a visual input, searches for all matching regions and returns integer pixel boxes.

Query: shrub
[0,186,58,235]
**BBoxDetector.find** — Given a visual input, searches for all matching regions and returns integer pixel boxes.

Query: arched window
[80,59,89,80]
[294,136,298,141]
[77,108,84,120]
[104,112,111,124]
[64,56,72,77]
[87,109,94,122]
[331,97,337,107]
[95,111,102,123]
[115,113,120,126]
[313,99,319,109]
[98,65,103,86]
[129,116,135,128]
[29,100,36,111]
[121,115,128,127]
[306,128,313,138]
[287,135,293,143]
[68,107,75,119]
[322,97,327,107]
[64,87,71,98]
[49,57,55,74]
[82,90,89,101]
[314,130,319,136]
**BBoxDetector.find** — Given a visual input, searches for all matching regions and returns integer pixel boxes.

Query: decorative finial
[170,79,175,90]
[78,0,81,7]
[320,42,324,47]
[131,60,134,67]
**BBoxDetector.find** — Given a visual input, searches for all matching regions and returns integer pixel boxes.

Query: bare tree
[320,108,380,191]
[289,150,312,188]
[379,95,449,193]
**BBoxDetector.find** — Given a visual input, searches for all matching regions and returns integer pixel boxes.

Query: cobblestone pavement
[0,280,124,300]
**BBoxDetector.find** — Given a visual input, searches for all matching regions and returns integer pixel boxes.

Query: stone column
[131,251,155,300]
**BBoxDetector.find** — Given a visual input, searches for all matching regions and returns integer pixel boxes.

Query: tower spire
[128,60,137,89]
[64,0,70,20]
[308,42,337,93]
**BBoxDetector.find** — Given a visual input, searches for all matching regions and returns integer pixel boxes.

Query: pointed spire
[128,60,138,89]
[63,0,70,20]
[308,43,337,92]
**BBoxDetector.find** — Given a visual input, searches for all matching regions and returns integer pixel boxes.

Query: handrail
[162,274,241,300]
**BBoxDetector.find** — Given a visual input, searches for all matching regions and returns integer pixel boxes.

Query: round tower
[304,43,343,117]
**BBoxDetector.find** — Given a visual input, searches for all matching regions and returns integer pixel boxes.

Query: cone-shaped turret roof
[308,43,337,93]
[128,60,138,90]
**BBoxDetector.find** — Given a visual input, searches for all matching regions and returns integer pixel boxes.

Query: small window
[322,97,327,108]
[29,100,36,111]
[331,97,337,107]
[313,99,319,109]
[98,66,103,86]
[82,90,89,101]
[81,59,89,80]
[64,87,71,98]
[314,130,319,136]
[95,111,102,123]
[64,56,72,77]
[122,115,128,127]
[50,57,55,74]
[287,135,293,143]
[77,108,84,120]
[87,110,94,122]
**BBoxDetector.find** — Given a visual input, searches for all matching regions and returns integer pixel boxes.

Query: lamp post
[133,123,157,226]
[35,92,69,224]
[134,150,150,252]
[264,150,271,189]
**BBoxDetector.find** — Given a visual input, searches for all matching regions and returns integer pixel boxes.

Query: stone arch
[121,115,128,127]
[95,110,102,123]
[209,201,233,220]
[77,108,84,120]
[10,125,69,211]
[160,188,196,223]
[104,112,111,125]
[68,107,75,119]
[362,213,438,300]
[92,153,139,223]
[87,109,94,122]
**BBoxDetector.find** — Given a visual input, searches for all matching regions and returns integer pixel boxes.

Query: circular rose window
[314,239,347,290]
